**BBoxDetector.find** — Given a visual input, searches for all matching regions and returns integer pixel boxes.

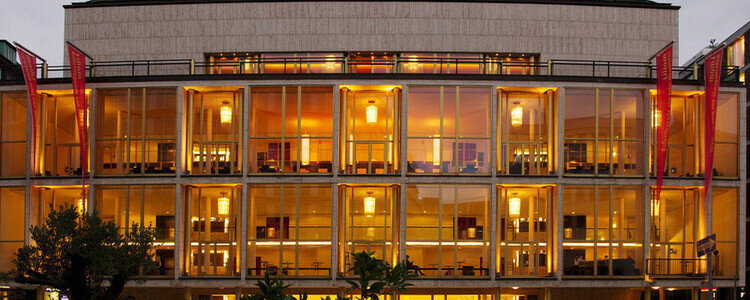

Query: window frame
[498,89,555,175]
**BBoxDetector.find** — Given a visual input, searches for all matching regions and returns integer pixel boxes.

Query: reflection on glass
[407,86,491,174]
[96,88,176,175]
[499,90,554,175]
[711,188,737,277]
[247,185,332,277]
[250,86,334,174]
[185,185,241,276]
[339,185,398,275]
[187,88,243,175]
[405,185,490,277]
[563,186,643,276]
[0,92,27,177]
[341,87,400,174]
[498,186,554,277]
[39,91,89,177]
[649,188,705,276]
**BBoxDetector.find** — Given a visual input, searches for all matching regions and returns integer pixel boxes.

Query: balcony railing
[0,57,742,83]
[646,258,707,277]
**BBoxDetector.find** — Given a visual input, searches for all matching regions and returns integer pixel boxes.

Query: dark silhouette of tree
[5,203,157,300]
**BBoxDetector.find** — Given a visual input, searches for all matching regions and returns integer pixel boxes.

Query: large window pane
[407,86,490,174]
[649,188,705,276]
[498,185,554,277]
[499,89,554,175]
[651,94,700,177]
[711,188,737,277]
[0,187,25,272]
[251,86,334,174]
[341,87,400,174]
[0,92,27,177]
[40,91,89,177]
[187,88,243,175]
[185,185,241,276]
[247,185,332,277]
[339,185,398,275]
[406,185,489,277]
[96,88,176,175]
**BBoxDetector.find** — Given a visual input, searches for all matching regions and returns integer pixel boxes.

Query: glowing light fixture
[511,101,523,127]
[509,194,521,217]
[301,135,310,165]
[467,227,476,239]
[366,100,378,124]
[650,198,660,218]
[220,101,232,125]
[405,55,419,72]
[324,55,337,72]
[217,192,230,215]
[432,134,440,165]
[652,110,661,128]
[77,198,86,215]
[364,192,376,215]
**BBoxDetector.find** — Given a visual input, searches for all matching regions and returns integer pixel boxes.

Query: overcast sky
[1,0,748,65]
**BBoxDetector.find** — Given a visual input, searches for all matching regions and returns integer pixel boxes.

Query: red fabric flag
[68,45,88,194]
[703,49,723,200]
[655,44,672,201]
[17,48,39,177]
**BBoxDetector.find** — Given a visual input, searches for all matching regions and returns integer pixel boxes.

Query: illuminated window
[726,36,745,69]
[0,92,27,177]
[185,185,241,276]
[95,185,175,276]
[338,185,398,275]
[499,89,555,175]
[260,53,343,74]
[649,188,705,276]
[400,53,484,74]
[649,92,700,178]
[405,185,490,277]
[564,89,644,176]
[187,87,243,175]
[712,93,739,178]
[407,86,491,174]
[247,185,332,277]
[39,91,89,177]
[711,188,737,277]
[0,187,24,272]
[498,185,554,277]
[563,186,643,276]
[250,86,334,173]
[348,53,396,73]
[96,88,176,175]
[341,86,400,174]
[34,186,89,224]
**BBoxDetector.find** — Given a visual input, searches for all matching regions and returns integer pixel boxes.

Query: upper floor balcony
[0,52,743,83]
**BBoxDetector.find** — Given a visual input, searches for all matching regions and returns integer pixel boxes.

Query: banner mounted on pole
[703,48,723,201]
[16,47,39,177]
[654,44,673,202]
[68,44,88,199]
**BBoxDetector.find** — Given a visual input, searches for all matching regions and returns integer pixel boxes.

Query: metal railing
[0,57,743,82]
[647,258,707,277]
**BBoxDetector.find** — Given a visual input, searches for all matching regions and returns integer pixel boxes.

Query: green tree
[240,270,307,300]
[345,251,415,300]
[6,203,157,300]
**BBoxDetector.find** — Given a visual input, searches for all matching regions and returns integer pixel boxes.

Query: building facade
[0,1,746,299]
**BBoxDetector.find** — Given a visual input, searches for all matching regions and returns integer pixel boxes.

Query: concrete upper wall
[63,1,679,63]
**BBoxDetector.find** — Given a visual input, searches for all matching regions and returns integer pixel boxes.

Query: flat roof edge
[63,0,680,10]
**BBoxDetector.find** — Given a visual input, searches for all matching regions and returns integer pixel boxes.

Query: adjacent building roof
[682,20,750,69]
[64,0,679,10]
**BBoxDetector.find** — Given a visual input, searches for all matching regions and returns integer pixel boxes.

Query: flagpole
[65,41,95,61]
[648,40,675,62]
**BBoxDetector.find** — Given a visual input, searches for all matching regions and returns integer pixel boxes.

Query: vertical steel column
[240,182,248,280]
[332,86,340,177]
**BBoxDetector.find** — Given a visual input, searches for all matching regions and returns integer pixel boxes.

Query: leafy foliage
[345,251,416,300]
[6,204,157,300]
[240,269,307,300]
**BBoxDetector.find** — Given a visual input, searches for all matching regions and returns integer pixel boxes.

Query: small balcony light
[652,110,661,128]
[511,101,523,127]
[651,199,660,218]
[406,55,419,72]
[217,192,230,215]
[220,101,232,125]
[366,100,378,124]
[324,55,336,72]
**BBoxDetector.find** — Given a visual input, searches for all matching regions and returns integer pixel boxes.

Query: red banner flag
[68,45,88,193]
[703,49,723,200]
[17,48,39,177]
[655,44,672,201]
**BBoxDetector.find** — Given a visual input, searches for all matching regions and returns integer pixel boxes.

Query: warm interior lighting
[511,101,523,127]
[406,55,419,72]
[324,55,336,72]
[363,192,376,215]
[432,134,440,165]
[366,100,378,124]
[220,101,232,125]
[651,199,660,218]
[301,135,310,165]
[509,195,521,217]
[217,192,230,215]
[77,198,85,215]
[651,110,661,128]
[467,227,476,239]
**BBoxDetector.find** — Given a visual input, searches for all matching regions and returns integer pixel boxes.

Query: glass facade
[407,86,491,174]
[187,87,243,175]
[96,88,177,175]
[39,91,90,177]
[498,185,554,277]
[649,188,706,276]
[499,89,555,175]
[250,86,334,174]
[0,187,24,272]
